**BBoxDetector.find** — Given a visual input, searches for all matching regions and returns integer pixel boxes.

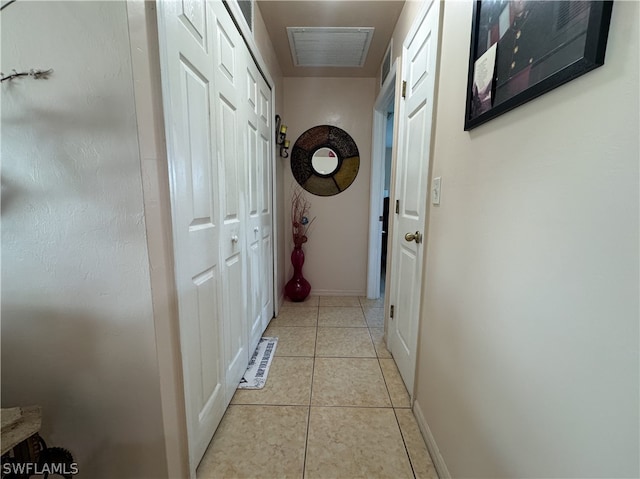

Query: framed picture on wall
[464,0,614,131]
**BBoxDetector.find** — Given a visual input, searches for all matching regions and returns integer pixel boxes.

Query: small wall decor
[275,114,290,157]
[464,0,613,130]
[291,125,359,197]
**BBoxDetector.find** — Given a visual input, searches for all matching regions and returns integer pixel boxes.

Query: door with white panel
[244,52,263,353]
[157,0,225,470]
[388,0,440,396]
[245,51,274,352]
[257,78,274,333]
[158,0,275,473]
[210,0,250,403]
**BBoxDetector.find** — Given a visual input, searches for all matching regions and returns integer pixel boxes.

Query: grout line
[301,303,319,479]
[308,404,401,409]
[393,407,418,479]
[376,331,395,409]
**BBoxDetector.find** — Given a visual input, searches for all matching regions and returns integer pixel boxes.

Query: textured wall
[283,77,376,296]
[1,2,167,477]
[413,1,640,477]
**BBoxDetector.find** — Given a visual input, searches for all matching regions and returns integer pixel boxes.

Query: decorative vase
[285,245,311,302]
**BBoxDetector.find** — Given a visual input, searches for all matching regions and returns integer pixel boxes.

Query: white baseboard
[413,399,451,479]
[311,289,366,296]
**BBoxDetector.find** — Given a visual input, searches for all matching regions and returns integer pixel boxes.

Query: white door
[157,0,225,469]
[244,52,274,352]
[257,76,275,334]
[388,0,440,395]
[210,0,250,402]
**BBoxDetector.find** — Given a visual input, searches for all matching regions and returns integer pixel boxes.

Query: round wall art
[290,125,359,196]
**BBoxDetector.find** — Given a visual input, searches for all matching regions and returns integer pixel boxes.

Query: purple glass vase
[285,245,311,302]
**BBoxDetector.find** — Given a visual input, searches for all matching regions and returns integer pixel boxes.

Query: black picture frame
[464,0,613,131]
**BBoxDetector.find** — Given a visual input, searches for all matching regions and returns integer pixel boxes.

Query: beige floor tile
[359,296,384,308]
[270,307,318,327]
[395,409,439,479]
[318,307,367,327]
[311,358,391,407]
[318,295,361,307]
[231,357,313,406]
[304,407,413,479]
[379,358,411,408]
[282,295,319,307]
[363,307,385,328]
[264,326,316,357]
[315,327,376,358]
[197,405,308,479]
[370,328,392,358]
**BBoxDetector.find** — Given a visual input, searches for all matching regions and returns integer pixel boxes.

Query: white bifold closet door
[157,0,273,473]
[245,49,274,354]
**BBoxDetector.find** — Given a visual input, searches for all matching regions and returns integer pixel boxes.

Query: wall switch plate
[432,177,441,205]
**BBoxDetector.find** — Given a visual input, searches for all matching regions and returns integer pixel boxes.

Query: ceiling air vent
[287,27,375,68]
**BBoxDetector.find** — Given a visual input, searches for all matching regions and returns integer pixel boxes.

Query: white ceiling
[257,1,406,78]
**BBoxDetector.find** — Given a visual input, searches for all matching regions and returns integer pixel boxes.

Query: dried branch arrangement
[291,185,315,247]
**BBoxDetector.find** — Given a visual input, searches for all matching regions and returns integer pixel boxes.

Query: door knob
[404,231,422,244]
[231,235,239,243]
[254,227,259,233]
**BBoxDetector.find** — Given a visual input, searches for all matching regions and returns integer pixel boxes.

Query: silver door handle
[254,227,259,233]
[231,235,239,243]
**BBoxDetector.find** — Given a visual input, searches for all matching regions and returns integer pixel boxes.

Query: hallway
[196,296,437,478]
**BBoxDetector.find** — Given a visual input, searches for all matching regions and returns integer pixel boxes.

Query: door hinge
[395,199,399,214]
[401,81,407,99]
[390,305,395,318]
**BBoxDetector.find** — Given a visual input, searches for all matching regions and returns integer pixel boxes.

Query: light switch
[432,177,441,205]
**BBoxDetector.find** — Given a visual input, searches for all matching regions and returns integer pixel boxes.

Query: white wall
[1,2,168,477]
[414,1,640,477]
[283,77,376,296]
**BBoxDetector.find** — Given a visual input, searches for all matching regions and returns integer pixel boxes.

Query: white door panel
[159,0,275,472]
[157,0,224,470]
[388,0,440,396]
[246,61,262,353]
[245,51,274,346]
[258,82,274,331]
[211,1,249,402]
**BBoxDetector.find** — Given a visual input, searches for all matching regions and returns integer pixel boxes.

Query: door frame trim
[367,60,397,299]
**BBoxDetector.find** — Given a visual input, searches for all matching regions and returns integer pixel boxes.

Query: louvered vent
[238,0,253,32]
[380,39,393,86]
[287,27,375,67]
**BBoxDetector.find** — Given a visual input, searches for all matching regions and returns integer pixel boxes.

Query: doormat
[237,337,278,390]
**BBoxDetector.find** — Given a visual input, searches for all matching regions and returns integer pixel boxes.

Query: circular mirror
[291,125,359,197]
[311,147,339,176]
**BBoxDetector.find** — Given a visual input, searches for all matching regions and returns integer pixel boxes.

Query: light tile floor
[197,296,438,479]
